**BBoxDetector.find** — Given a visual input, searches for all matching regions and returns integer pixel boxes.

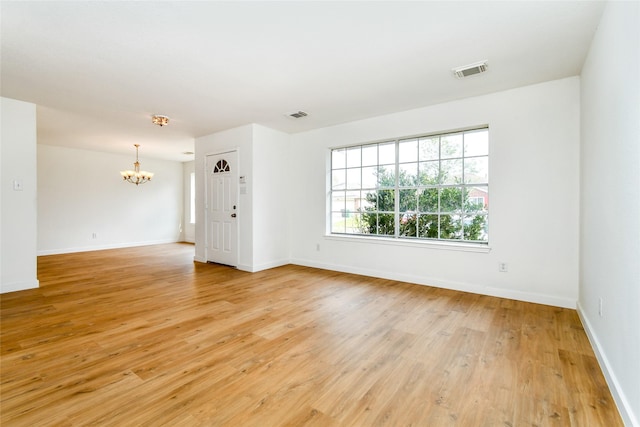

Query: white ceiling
[1,1,605,161]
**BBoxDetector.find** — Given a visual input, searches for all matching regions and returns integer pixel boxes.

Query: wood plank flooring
[1,243,622,426]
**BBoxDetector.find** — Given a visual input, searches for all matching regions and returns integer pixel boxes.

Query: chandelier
[120,144,153,185]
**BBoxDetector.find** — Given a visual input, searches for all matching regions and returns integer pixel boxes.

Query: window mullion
[437,136,441,240]
[461,133,466,239]
[394,140,400,238]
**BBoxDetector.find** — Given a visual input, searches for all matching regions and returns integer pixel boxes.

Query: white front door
[205,151,238,267]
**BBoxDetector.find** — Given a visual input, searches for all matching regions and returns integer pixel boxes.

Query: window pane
[377,213,395,236]
[399,189,417,212]
[418,214,438,238]
[346,213,363,234]
[464,186,488,212]
[362,166,377,189]
[440,159,462,184]
[332,149,346,169]
[379,142,396,165]
[418,188,438,212]
[399,139,418,163]
[346,168,361,189]
[419,161,439,184]
[376,189,395,212]
[332,169,346,190]
[464,157,488,184]
[439,214,462,240]
[377,165,395,188]
[440,187,463,212]
[400,211,417,237]
[464,129,489,157]
[399,163,417,186]
[464,214,488,241]
[441,134,463,159]
[345,190,361,214]
[467,197,485,210]
[346,146,361,168]
[419,137,439,161]
[361,211,376,235]
[332,191,346,213]
[361,191,376,211]
[190,172,195,224]
[362,144,377,166]
[331,212,346,233]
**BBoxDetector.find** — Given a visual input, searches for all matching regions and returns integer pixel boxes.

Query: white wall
[289,77,581,308]
[37,144,184,254]
[579,2,640,425]
[252,125,291,270]
[182,160,195,243]
[194,124,290,272]
[195,124,254,267]
[1,97,39,293]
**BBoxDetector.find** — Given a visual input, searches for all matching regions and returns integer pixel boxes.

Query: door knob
[231,213,237,218]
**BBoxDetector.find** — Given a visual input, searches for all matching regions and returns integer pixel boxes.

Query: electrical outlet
[316,243,320,251]
[92,232,97,240]
[498,262,508,272]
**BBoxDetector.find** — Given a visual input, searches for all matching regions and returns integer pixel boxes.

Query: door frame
[204,149,240,267]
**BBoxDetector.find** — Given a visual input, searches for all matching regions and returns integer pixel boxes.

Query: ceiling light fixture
[452,60,488,79]
[120,144,153,185]
[151,114,170,127]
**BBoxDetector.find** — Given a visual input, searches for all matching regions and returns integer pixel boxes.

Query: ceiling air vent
[452,60,488,79]
[288,111,308,119]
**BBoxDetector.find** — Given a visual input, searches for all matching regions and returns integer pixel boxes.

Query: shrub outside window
[330,128,488,243]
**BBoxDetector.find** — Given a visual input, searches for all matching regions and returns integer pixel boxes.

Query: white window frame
[329,127,489,247]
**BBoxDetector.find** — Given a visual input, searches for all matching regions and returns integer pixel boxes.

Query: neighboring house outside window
[330,127,489,243]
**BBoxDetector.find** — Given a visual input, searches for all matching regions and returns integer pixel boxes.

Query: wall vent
[288,111,308,119]
[452,60,488,79]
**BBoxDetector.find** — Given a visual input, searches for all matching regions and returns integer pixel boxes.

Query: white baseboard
[577,302,639,427]
[192,259,289,273]
[235,259,288,273]
[37,239,180,256]
[290,257,576,309]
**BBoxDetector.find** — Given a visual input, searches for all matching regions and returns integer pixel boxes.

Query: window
[330,128,488,243]
[190,172,196,224]
[213,159,230,173]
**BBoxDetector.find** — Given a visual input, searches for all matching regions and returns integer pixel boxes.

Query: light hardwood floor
[1,243,622,426]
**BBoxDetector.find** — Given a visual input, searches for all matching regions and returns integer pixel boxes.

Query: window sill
[324,234,491,253]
